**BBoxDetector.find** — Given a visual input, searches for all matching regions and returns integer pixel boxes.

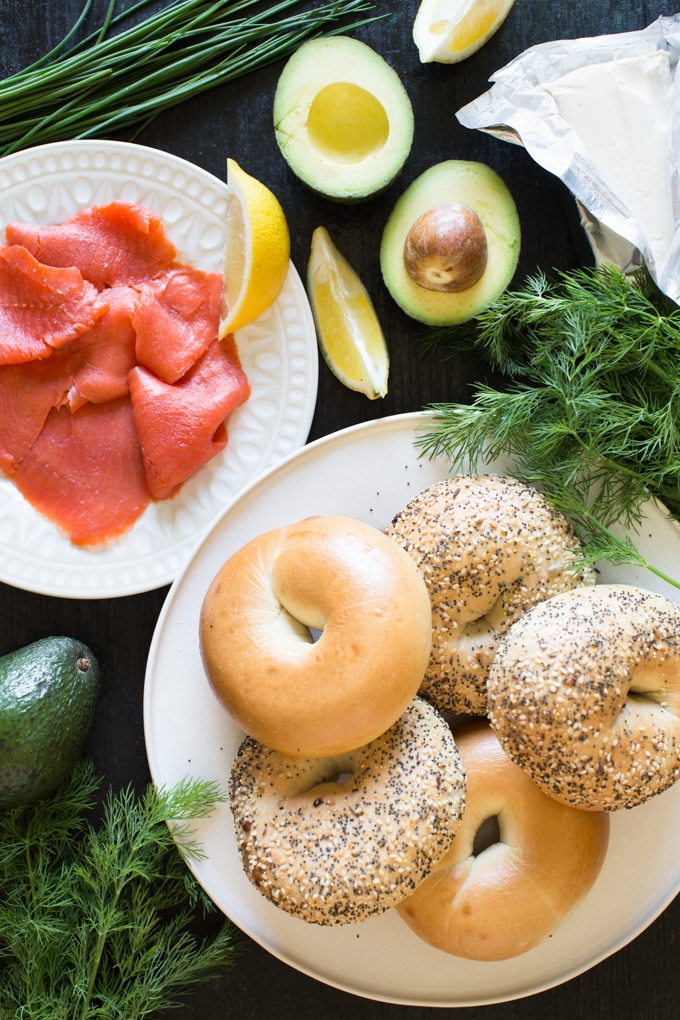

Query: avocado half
[274,36,414,203]
[381,161,521,325]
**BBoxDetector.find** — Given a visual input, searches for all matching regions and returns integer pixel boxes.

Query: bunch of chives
[0,0,378,156]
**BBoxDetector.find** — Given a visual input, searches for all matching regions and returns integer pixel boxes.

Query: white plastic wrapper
[457,15,680,301]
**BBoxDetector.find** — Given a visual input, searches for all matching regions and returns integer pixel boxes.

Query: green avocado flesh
[381,161,521,325]
[0,636,100,809]
[274,36,414,203]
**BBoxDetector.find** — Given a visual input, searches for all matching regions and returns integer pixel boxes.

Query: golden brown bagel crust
[387,476,594,714]
[488,584,680,811]
[396,721,609,960]
[200,516,432,757]
[230,698,465,925]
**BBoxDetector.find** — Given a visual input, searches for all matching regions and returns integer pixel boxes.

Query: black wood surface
[0,1,677,1017]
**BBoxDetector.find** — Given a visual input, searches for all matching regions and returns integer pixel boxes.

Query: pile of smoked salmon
[0,201,250,546]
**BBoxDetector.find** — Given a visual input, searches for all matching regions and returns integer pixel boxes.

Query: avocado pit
[403,203,488,293]
[381,160,520,325]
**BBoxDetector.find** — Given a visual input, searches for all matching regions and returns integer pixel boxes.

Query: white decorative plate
[145,412,680,1007]
[0,140,317,598]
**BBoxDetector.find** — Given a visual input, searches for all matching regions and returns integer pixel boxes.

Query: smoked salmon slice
[65,286,138,410]
[1,201,251,547]
[0,246,105,365]
[14,398,150,546]
[6,202,177,289]
[0,349,80,474]
[129,336,250,500]
[132,267,223,384]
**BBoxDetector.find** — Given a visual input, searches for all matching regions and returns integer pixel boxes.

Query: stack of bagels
[199,475,680,961]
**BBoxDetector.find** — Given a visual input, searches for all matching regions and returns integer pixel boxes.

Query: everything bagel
[200,516,433,757]
[488,584,680,810]
[387,476,594,714]
[230,698,466,925]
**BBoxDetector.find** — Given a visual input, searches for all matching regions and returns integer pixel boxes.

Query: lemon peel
[221,158,290,335]
[307,226,388,400]
[413,0,516,64]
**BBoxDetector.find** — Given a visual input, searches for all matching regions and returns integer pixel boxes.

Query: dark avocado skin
[0,636,100,810]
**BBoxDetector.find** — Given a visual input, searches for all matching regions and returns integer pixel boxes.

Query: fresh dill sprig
[418,266,680,589]
[0,760,242,1019]
[0,0,381,156]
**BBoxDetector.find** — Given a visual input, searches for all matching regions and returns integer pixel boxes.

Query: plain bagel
[200,516,432,757]
[387,476,594,714]
[230,698,466,925]
[396,721,609,959]
[488,584,680,811]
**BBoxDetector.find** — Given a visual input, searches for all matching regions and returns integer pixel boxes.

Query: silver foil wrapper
[457,15,680,300]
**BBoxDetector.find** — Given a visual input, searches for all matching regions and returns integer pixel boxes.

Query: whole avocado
[0,636,100,809]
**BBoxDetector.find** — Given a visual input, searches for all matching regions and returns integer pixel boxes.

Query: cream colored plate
[0,140,317,598]
[145,412,680,1006]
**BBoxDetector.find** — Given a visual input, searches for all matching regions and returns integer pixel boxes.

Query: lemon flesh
[308,227,388,399]
[413,0,516,64]
[221,158,290,336]
[223,190,246,314]
[274,36,414,202]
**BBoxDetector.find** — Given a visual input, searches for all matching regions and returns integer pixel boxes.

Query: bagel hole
[456,586,516,649]
[628,687,665,706]
[308,764,355,795]
[440,710,480,731]
[308,627,322,643]
[472,815,501,857]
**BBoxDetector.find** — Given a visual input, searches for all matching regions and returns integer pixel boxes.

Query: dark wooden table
[0,1,677,1017]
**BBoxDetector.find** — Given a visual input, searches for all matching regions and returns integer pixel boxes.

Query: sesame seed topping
[229,699,466,925]
[386,476,594,715]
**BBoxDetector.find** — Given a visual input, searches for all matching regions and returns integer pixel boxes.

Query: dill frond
[0,763,242,1019]
[419,267,680,589]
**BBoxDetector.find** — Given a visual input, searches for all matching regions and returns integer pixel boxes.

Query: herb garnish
[0,0,378,156]
[419,267,680,589]
[0,761,241,1018]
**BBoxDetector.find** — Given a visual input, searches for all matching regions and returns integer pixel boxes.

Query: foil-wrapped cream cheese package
[457,15,680,301]
[546,51,674,275]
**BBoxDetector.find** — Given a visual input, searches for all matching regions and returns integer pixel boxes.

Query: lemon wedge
[308,227,388,400]
[413,0,515,64]
[221,158,290,335]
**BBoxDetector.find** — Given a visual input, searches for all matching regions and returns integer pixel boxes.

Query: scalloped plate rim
[0,139,317,599]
